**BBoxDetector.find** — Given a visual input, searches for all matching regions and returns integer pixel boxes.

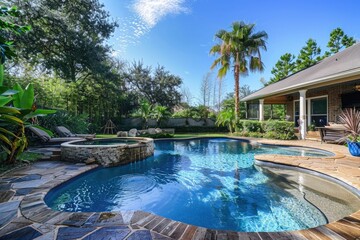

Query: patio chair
[28,126,82,144]
[55,126,96,138]
[128,128,138,137]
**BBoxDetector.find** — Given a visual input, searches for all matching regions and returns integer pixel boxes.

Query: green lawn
[0,152,42,174]
[96,132,230,139]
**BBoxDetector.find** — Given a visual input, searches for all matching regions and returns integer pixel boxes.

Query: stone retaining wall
[61,138,154,167]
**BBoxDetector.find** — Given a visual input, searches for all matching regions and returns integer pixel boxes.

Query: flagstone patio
[0,139,359,239]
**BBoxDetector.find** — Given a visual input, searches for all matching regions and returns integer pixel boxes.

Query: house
[241,42,360,139]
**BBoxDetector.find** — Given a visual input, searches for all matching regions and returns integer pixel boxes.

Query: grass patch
[0,152,43,174]
[96,134,117,138]
[96,132,231,139]
[173,132,230,138]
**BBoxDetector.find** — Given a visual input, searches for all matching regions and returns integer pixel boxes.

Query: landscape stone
[0,226,42,240]
[56,227,96,240]
[127,230,152,240]
[82,226,131,240]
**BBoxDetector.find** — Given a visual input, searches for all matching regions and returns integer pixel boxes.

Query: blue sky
[100,0,360,104]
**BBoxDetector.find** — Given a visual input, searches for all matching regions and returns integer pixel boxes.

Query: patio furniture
[55,126,96,138]
[28,126,82,144]
[318,125,347,143]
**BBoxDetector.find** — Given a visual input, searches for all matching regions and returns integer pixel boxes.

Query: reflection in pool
[46,138,359,232]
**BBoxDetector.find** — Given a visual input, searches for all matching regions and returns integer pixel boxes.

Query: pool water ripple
[45,138,359,232]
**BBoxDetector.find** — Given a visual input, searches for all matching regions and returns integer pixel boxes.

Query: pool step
[50,154,61,161]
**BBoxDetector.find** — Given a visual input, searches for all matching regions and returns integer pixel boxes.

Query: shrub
[140,133,174,138]
[38,110,90,135]
[173,126,228,133]
[263,131,278,139]
[236,120,296,140]
[243,120,262,132]
[248,132,263,138]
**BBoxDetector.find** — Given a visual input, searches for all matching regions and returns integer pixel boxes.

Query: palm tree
[152,105,170,127]
[216,108,236,133]
[210,21,267,120]
[138,100,152,129]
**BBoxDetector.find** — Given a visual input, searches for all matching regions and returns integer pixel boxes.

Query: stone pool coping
[0,138,359,239]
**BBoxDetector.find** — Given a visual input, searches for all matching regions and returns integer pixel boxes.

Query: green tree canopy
[325,27,356,56]
[210,21,267,119]
[295,38,321,72]
[126,61,182,109]
[8,0,117,82]
[267,53,296,85]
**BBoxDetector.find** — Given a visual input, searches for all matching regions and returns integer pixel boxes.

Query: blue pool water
[46,138,341,232]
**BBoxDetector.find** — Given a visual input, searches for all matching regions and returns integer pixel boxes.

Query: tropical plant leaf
[0,133,11,146]
[0,144,11,154]
[12,83,23,108]
[0,106,21,114]
[33,109,57,115]
[1,114,23,124]
[0,127,16,137]
[20,83,34,109]
[0,64,3,86]
[0,95,12,106]
[23,109,56,120]
[1,89,18,96]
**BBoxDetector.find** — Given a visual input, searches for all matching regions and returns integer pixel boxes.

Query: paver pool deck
[0,138,359,240]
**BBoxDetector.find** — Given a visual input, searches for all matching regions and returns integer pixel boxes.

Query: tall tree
[126,61,182,109]
[200,72,212,107]
[210,21,267,119]
[325,27,356,56]
[267,53,296,85]
[295,38,321,71]
[9,0,117,82]
[0,5,30,84]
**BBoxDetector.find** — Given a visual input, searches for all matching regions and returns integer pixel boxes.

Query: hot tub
[61,137,154,167]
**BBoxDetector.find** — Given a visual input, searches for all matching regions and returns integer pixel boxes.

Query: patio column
[244,102,248,119]
[259,99,264,121]
[299,90,307,139]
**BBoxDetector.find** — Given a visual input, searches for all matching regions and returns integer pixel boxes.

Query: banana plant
[0,83,56,164]
[0,106,26,164]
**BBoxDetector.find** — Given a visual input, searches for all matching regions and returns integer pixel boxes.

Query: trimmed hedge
[235,120,296,140]
[172,126,228,133]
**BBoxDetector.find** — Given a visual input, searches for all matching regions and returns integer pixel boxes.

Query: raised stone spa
[61,137,154,167]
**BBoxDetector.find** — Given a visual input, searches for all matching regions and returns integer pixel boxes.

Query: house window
[294,101,300,127]
[248,104,259,119]
[310,97,327,126]
[293,96,327,127]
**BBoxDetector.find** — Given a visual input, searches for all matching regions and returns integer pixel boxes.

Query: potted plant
[338,108,360,156]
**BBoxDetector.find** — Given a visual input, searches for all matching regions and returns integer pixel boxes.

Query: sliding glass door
[294,96,327,127]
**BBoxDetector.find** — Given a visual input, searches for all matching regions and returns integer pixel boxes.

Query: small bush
[242,120,263,132]
[263,131,278,139]
[235,120,295,140]
[172,126,228,133]
[140,133,174,138]
[248,132,263,138]
[235,121,244,132]
[38,110,90,135]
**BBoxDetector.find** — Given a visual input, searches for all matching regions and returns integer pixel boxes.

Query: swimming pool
[46,138,360,232]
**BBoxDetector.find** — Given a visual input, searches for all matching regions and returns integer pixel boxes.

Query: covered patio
[242,42,360,139]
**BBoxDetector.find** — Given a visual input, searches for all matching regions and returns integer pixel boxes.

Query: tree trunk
[234,64,240,120]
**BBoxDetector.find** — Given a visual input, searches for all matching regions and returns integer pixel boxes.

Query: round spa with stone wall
[61,137,154,167]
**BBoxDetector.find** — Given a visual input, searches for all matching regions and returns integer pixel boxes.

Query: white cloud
[113,0,189,55]
[133,0,189,28]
